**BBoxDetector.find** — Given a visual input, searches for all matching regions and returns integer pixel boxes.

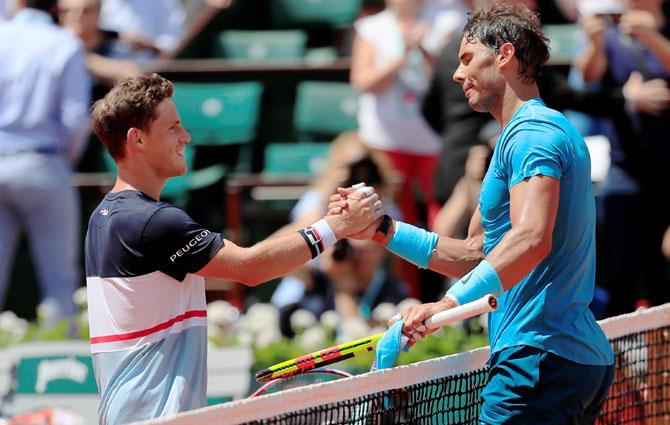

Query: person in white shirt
[98,0,184,59]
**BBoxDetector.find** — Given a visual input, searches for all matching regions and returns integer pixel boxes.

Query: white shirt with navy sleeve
[85,190,224,425]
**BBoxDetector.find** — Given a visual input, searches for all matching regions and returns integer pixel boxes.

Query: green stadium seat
[172,82,263,146]
[214,30,308,60]
[543,24,584,65]
[293,81,359,141]
[172,82,263,177]
[263,142,331,177]
[270,0,362,29]
[224,142,332,245]
[304,47,339,64]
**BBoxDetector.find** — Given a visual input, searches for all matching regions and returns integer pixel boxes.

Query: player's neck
[111,163,165,201]
[499,82,540,127]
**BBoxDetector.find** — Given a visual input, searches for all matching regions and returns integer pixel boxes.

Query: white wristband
[312,219,337,252]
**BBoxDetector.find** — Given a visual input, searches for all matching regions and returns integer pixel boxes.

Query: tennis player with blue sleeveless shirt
[334,4,615,424]
[86,74,384,425]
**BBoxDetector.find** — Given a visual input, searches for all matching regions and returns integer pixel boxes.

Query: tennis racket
[255,294,498,383]
[250,368,352,397]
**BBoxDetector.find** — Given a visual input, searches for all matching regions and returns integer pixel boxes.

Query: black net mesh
[241,326,670,425]
[597,326,670,424]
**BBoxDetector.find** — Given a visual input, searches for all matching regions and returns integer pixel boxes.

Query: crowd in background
[0,0,668,342]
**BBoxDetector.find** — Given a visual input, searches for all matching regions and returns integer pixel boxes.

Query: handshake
[323,182,386,241]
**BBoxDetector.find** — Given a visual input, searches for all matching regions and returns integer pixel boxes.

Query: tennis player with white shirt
[85,74,383,425]
[332,4,614,424]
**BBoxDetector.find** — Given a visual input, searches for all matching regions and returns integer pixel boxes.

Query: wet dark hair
[463,2,550,84]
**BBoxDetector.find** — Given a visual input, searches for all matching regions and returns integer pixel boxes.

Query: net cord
[134,303,670,425]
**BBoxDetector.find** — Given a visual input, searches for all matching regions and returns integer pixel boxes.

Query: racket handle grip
[425,294,497,329]
[390,294,498,331]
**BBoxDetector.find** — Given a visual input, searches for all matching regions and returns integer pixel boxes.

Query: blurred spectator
[271,133,399,309]
[351,0,443,228]
[98,0,185,60]
[0,0,90,325]
[58,0,140,101]
[574,0,670,314]
[0,0,11,19]
[59,0,140,176]
[351,0,444,299]
[420,0,468,57]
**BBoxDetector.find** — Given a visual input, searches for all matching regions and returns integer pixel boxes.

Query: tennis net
[138,303,669,425]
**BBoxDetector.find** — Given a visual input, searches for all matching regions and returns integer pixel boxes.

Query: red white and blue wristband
[298,219,337,259]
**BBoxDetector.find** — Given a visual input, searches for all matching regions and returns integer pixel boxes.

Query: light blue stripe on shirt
[93,326,208,425]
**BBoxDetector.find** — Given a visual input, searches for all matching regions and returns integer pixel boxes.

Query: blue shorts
[480,345,614,425]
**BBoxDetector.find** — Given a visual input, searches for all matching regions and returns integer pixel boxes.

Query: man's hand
[402,22,430,51]
[121,32,160,53]
[325,185,384,239]
[620,10,658,42]
[327,185,384,240]
[392,295,459,341]
[580,15,608,47]
[623,71,670,116]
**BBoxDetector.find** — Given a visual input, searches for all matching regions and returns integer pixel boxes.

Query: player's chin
[468,98,485,113]
[172,163,187,176]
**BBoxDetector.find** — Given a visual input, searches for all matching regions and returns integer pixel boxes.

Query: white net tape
[135,303,670,425]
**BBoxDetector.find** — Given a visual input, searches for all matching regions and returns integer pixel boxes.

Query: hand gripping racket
[255,294,498,383]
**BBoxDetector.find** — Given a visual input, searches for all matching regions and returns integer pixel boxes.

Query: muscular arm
[196,232,314,286]
[428,206,485,278]
[485,175,560,290]
[394,176,559,334]
[198,191,383,286]
[378,207,484,279]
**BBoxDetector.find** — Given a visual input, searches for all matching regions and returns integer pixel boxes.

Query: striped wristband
[298,219,337,259]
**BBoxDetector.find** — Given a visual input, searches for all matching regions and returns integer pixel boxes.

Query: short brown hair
[92,73,174,160]
[463,2,550,84]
